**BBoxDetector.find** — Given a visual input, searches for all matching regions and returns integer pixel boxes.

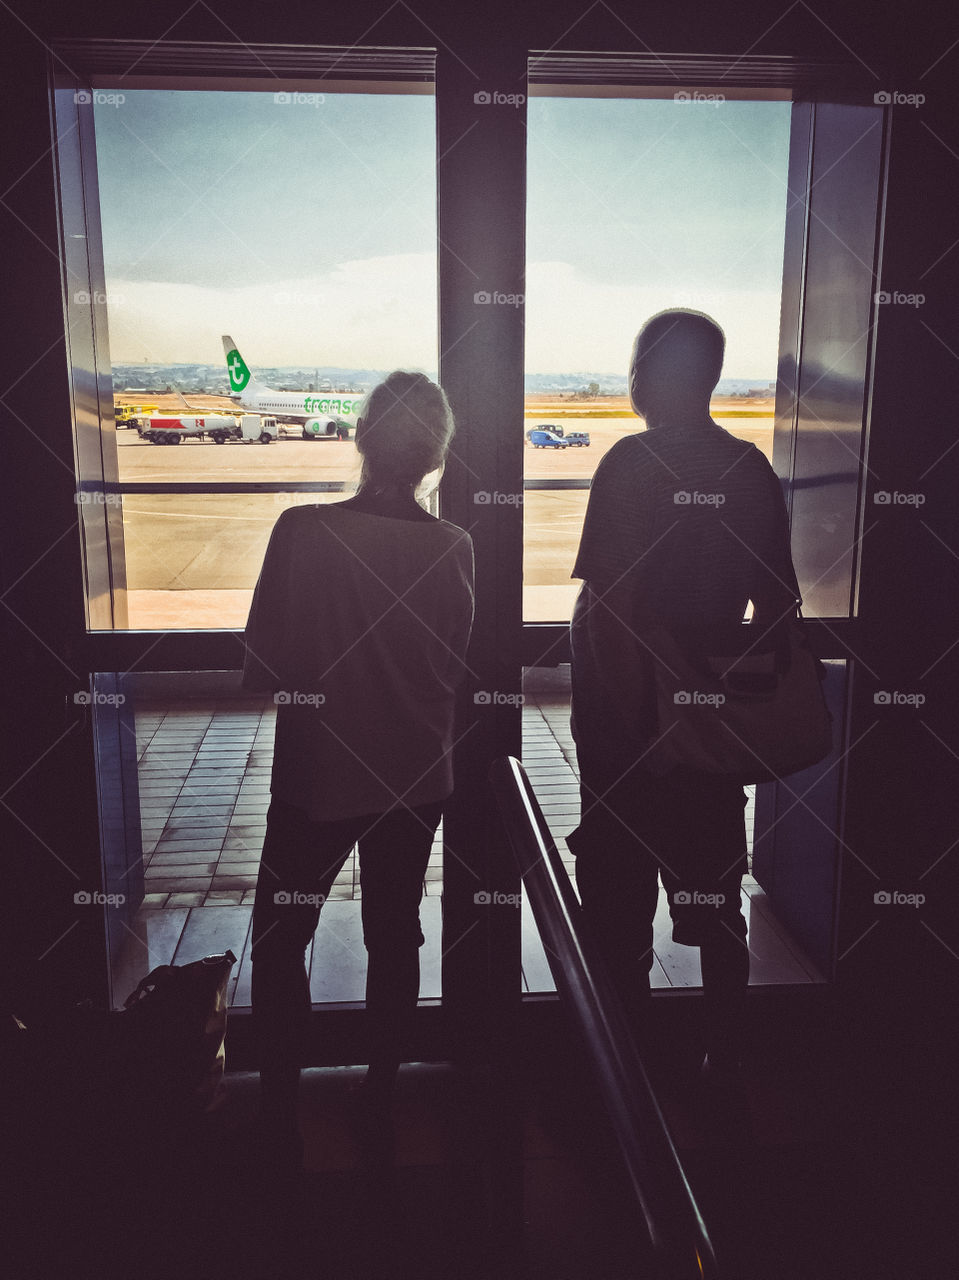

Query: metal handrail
[489,754,720,1280]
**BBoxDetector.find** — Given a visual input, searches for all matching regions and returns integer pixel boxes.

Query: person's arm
[442,532,475,687]
[749,461,802,631]
[572,440,656,732]
[578,578,655,730]
[241,514,292,692]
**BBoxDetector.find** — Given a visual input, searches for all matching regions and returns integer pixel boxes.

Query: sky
[93,89,791,379]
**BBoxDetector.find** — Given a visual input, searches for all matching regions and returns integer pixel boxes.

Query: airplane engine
[302,417,338,439]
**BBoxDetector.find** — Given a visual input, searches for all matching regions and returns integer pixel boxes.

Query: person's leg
[251,797,359,1127]
[699,782,750,1069]
[569,765,662,1030]
[357,801,442,1095]
[661,774,750,1069]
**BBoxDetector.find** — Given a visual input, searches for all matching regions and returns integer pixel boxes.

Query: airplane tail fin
[222,335,256,394]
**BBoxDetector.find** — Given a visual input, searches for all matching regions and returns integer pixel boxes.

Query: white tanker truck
[138,414,278,445]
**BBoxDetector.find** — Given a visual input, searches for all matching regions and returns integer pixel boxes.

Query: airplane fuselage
[222,336,361,434]
[232,384,364,423]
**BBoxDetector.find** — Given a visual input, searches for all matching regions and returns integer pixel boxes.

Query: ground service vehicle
[526,428,568,448]
[139,414,277,445]
[235,415,278,443]
[564,432,591,446]
[115,402,159,428]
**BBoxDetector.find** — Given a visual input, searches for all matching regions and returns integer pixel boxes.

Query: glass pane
[122,491,354,629]
[83,85,437,629]
[104,672,444,1010]
[783,104,885,619]
[524,93,791,621]
[519,664,826,994]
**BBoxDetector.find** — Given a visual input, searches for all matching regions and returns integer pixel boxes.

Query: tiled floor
[135,698,442,907]
[112,680,822,1008]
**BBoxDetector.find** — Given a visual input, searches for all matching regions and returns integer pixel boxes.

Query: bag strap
[122,950,239,1009]
[123,965,175,1008]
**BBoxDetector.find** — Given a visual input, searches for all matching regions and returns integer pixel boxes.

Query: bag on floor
[113,947,238,1115]
[8,948,237,1132]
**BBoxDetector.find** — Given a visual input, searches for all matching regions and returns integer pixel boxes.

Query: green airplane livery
[221,335,361,440]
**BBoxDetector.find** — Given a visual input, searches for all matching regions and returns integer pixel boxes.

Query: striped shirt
[570,422,800,761]
[573,422,800,629]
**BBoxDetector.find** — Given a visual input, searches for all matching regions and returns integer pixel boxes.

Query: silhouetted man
[568,309,800,1078]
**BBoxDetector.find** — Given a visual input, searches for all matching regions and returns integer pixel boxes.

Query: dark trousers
[251,796,442,1109]
[568,759,750,1060]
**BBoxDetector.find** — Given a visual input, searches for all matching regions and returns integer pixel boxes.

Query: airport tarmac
[113,405,773,629]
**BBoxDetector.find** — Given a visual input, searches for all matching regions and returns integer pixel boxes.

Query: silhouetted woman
[243,372,474,1167]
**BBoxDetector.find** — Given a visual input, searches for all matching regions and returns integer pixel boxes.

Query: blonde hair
[355,371,455,491]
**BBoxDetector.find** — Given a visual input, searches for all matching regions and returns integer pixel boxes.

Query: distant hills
[523,373,776,396]
[112,363,774,397]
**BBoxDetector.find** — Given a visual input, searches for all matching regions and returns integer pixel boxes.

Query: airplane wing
[173,388,204,411]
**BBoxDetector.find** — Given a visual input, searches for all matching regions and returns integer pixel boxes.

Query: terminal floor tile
[112,677,821,1006]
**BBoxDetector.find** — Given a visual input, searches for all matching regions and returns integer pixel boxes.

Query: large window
[523,91,792,620]
[54,47,885,1016]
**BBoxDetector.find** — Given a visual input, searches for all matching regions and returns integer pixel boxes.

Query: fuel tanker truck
[138,414,278,445]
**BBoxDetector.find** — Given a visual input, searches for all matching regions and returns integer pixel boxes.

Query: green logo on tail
[226,348,251,393]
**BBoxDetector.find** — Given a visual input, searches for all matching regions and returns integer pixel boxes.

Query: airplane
[221,335,363,440]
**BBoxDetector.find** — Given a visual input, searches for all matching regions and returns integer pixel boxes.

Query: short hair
[355,371,455,489]
[632,309,725,400]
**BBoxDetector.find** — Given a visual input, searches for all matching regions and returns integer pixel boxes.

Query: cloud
[105,253,780,377]
[525,261,781,378]
[106,253,438,368]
